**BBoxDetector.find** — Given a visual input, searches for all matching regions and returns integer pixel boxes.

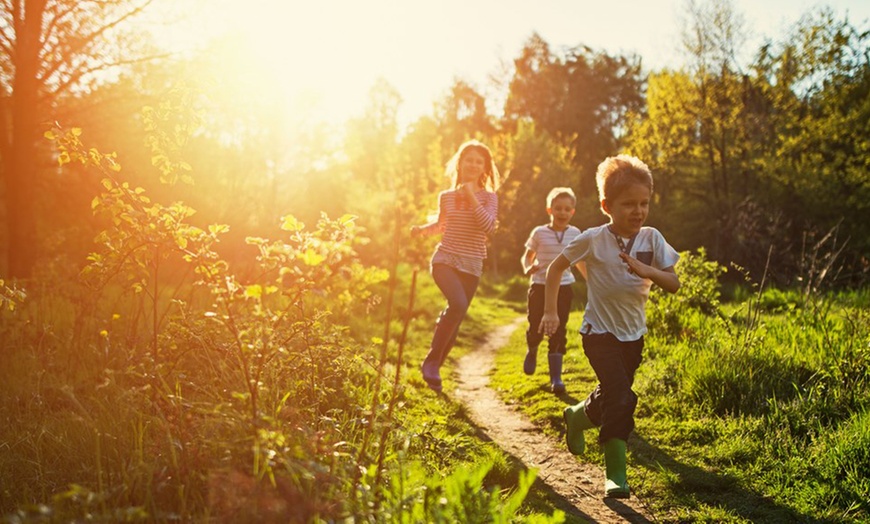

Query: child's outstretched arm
[410,221,441,237]
[521,248,540,276]
[619,253,681,293]
[539,254,570,335]
[574,260,587,280]
[410,194,446,237]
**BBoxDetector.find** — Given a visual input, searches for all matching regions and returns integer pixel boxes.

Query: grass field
[1,252,867,522]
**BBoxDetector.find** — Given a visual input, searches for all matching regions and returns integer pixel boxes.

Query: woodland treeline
[1,0,868,289]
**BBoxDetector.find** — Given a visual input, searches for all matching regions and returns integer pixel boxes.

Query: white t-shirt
[560,224,679,341]
[525,225,582,285]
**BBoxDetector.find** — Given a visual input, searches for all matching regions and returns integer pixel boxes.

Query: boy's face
[602,183,650,237]
[547,196,575,227]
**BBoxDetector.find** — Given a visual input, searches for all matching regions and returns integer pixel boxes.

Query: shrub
[648,248,726,340]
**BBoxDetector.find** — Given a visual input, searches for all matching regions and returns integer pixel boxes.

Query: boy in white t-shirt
[520,187,585,393]
[539,155,681,499]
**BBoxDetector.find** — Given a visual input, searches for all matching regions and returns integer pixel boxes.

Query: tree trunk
[3,0,48,279]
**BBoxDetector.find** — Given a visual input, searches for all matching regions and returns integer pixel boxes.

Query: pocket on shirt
[636,251,653,265]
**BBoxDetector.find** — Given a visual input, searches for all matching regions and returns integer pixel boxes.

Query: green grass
[3,248,868,522]
[490,282,870,523]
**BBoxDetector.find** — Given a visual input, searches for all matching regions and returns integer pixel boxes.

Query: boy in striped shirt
[521,187,585,393]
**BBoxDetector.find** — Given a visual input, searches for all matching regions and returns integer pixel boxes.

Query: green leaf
[281,215,304,232]
[244,284,263,299]
[301,249,325,266]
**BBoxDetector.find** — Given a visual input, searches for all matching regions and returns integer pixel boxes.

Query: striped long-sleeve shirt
[421,189,498,260]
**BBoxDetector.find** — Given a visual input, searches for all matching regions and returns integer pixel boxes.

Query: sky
[162,0,870,129]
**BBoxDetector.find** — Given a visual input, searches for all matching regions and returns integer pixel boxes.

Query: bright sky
[162,0,870,129]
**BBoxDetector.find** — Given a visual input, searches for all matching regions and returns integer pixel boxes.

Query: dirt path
[452,318,655,524]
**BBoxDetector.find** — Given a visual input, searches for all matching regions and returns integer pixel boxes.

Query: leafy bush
[648,247,726,340]
[1,117,548,522]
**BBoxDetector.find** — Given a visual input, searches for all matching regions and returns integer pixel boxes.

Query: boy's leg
[603,438,630,498]
[581,333,643,443]
[563,399,596,455]
[547,285,574,392]
[581,334,642,497]
[422,264,479,390]
[525,284,545,375]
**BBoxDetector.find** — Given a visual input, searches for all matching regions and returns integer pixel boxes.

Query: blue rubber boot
[603,438,630,499]
[563,400,595,455]
[523,345,538,375]
[548,353,565,393]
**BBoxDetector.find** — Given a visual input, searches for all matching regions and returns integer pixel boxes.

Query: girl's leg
[581,334,643,443]
[422,264,479,380]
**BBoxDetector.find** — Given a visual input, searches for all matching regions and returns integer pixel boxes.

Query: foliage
[505,33,645,198]
[0,115,560,522]
[624,3,870,288]
[495,270,870,521]
[647,248,726,340]
[0,0,160,278]
[3,1,870,521]
[0,278,26,312]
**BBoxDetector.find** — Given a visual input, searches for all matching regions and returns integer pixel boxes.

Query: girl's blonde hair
[445,139,501,191]
[596,155,653,205]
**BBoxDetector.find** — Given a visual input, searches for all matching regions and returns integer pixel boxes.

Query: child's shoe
[563,400,595,455]
[420,361,442,392]
[523,346,538,375]
[603,438,630,498]
[548,353,565,393]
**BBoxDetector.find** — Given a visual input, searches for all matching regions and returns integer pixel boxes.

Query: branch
[38,0,155,87]
[40,1,79,52]
[42,51,170,99]
[0,11,14,56]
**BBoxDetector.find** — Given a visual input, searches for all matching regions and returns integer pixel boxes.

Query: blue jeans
[422,264,480,374]
[581,333,644,443]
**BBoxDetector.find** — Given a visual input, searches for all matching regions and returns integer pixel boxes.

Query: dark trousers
[422,263,480,369]
[526,283,573,354]
[581,333,644,443]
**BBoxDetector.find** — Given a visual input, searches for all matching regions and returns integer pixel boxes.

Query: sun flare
[164,0,445,128]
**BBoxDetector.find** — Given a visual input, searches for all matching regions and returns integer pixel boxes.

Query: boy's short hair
[546,187,576,208]
[595,155,653,204]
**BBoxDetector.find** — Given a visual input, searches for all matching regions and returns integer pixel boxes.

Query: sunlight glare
[179,1,437,127]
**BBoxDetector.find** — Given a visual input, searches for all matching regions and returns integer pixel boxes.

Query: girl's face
[458,149,487,186]
[603,183,650,237]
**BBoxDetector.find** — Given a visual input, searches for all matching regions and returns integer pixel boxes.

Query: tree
[625,1,869,285]
[759,8,870,284]
[504,33,644,198]
[0,0,157,279]
[433,79,496,151]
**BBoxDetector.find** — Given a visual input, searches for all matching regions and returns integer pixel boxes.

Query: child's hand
[525,262,541,276]
[410,225,422,237]
[619,252,652,278]
[539,312,559,336]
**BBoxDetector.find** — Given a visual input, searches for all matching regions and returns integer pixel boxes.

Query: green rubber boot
[563,400,595,455]
[603,438,630,498]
